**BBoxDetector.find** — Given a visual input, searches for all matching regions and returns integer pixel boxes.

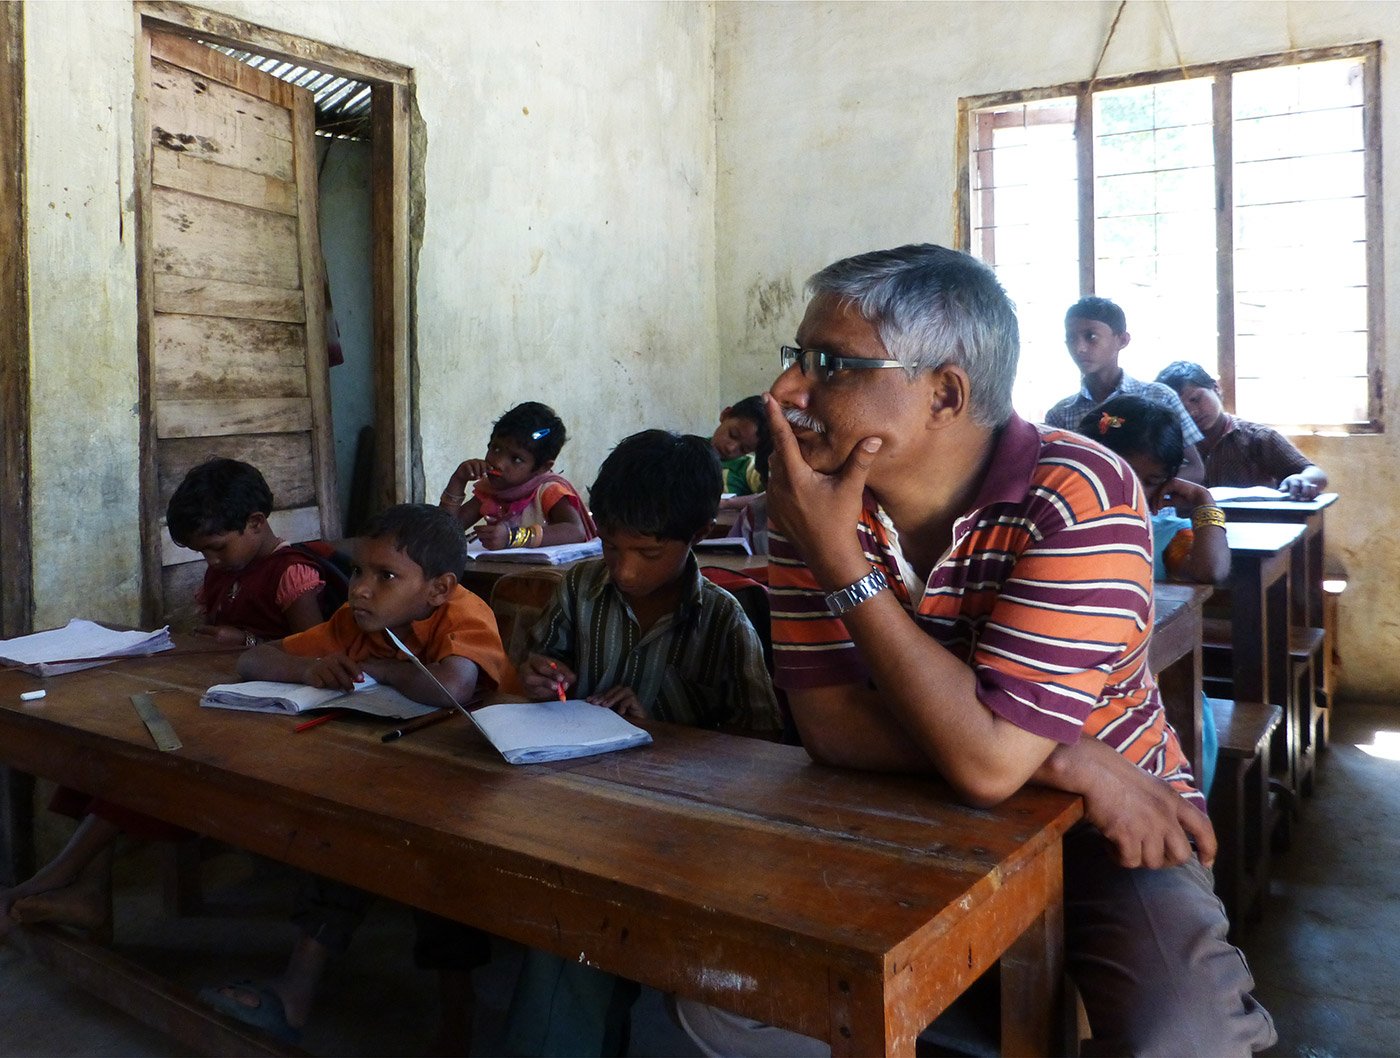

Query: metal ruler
[130,693,182,752]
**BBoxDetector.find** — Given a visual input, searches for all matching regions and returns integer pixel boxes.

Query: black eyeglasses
[780,345,905,381]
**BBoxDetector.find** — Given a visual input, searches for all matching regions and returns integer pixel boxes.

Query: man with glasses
[675,244,1274,1057]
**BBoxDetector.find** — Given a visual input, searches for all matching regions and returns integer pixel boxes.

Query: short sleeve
[714,596,781,733]
[1253,425,1312,482]
[769,524,874,691]
[275,561,325,611]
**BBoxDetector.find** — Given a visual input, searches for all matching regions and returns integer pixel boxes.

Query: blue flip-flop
[198,979,302,1044]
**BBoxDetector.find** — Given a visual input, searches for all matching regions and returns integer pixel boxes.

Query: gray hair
[807,244,1020,427]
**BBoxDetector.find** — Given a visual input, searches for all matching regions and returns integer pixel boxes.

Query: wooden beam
[135,1,412,86]
[371,81,413,510]
[1,0,33,639]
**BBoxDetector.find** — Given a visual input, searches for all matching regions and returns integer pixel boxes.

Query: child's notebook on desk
[466,538,602,565]
[471,699,652,764]
[200,675,437,720]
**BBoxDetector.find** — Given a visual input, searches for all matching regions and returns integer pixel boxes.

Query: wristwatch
[824,568,888,616]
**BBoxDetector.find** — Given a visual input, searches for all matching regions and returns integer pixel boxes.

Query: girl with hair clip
[439,401,596,550]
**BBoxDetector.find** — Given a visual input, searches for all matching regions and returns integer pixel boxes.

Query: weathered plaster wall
[714,0,1400,698]
[24,1,716,629]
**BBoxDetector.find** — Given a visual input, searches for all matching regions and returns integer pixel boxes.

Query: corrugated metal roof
[208,45,373,140]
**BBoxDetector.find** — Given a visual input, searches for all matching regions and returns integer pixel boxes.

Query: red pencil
[294,710,344,733]
[550,661,567,701]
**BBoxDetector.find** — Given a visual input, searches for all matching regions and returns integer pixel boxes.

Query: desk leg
[1000,843,1070,1058]
[828,972,905,1057]
[0,764,35,886]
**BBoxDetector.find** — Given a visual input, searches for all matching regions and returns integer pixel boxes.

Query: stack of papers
[201,675,437,720]
[471,698,652,764]
[695,536,753,556]
[0,619,174,677]
[1209,486,1288,502]
[467,538,603,565]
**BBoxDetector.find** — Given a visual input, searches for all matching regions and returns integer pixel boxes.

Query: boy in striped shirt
[507,428,780,1056]
[676,245,1274,1058]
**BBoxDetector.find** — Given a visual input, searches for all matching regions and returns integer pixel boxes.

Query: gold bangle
[528,524,543,547]
[1192,505,1227,530]
[509,525,532,548]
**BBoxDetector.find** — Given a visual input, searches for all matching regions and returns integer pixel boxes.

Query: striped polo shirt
[770,413,1201,808]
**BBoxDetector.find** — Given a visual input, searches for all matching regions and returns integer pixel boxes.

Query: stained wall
[22,0,717,629]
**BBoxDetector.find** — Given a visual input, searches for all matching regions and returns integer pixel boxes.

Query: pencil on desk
[381,706,455,743]
[294,710,345,733]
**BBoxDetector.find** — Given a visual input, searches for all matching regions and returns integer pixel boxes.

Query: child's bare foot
[11,882,112,931]
[10,843,113,941]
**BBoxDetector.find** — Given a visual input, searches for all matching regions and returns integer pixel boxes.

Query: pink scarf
[473,472,597,538]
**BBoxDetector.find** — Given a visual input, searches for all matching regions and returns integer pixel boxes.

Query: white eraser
[20,690,46,701]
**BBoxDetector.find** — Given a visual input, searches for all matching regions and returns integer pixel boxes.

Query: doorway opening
[134,3,416,626]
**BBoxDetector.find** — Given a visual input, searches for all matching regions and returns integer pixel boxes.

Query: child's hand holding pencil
[520,653,575,702]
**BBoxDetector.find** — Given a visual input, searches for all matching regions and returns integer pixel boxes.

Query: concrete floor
[2,700,1398,1057]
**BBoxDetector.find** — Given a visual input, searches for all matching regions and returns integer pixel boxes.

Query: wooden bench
[1207,697,1282,941]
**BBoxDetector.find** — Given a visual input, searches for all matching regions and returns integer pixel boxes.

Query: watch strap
[824,568,888,616]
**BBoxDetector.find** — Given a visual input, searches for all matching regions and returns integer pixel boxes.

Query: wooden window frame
[132,2,417,624]
[956,41,1385,435]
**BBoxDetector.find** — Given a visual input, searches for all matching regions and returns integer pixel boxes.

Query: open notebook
[200,675,437,721]
[466,538,603,565]
[470,699,652,764]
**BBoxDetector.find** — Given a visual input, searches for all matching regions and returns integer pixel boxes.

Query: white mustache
[783,409,825,435]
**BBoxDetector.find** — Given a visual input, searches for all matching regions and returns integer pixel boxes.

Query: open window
[958,43,1383,434]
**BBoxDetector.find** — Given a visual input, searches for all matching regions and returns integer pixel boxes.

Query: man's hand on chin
[763,394,882,587]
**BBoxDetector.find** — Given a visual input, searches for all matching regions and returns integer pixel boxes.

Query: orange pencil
[294,710,344,733]
[550,661,567,701]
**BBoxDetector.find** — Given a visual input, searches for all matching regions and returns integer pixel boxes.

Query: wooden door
[138,29,339,627]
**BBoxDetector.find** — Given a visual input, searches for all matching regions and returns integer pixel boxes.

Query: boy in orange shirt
[202,503,516,1049]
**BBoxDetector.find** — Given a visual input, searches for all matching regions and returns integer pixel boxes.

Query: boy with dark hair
[203,503,516,1048]
[167,457,328,644]
[440,400,596,549]
[711,394,768,499]
[1,458,327,941]
[506,429,780,1056]
[1155,360,1329,499]
[1045,296,1207,481]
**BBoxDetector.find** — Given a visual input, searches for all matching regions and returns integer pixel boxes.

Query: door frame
[1,1,32,640]
[133,1,416,624]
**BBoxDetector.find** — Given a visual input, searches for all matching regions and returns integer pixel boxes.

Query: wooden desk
[1219,523,1305,804]
[460,550,768,599]
[0,645,1081,1057]
[1150,583,1213,781]
[1216,494,1336,632]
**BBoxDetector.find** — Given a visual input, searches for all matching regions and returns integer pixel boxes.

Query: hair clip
[529,427,551,441]
[1098,412,1125,435]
